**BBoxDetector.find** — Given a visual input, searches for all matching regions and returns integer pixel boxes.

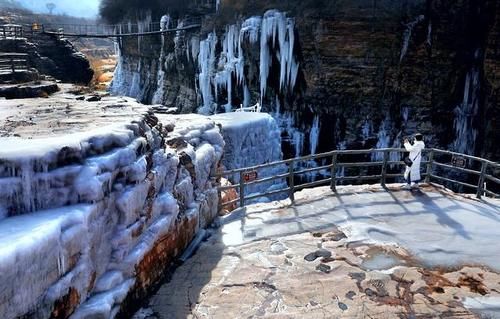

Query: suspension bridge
[0,18,202,40]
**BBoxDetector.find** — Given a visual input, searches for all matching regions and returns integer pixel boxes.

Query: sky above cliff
[17,0,100,18]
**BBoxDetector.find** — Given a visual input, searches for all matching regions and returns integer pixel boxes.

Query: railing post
[239,171,245,208]
[381,150,389,187]
[288,161,295,202]
[425,149,434,184]
[10,57,14,73]
[476,161,488,199]
[330,153,338,192]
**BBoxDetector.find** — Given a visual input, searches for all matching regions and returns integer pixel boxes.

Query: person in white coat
[403,133,425,188]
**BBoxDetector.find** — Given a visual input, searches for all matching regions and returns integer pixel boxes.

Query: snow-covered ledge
[0,96,224,318]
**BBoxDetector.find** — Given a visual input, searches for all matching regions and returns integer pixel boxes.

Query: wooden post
[239,171,245,208]
[330,153,338,192]
[288,161,295,202]
[425,149,434,184]
[381,150,389,187]
[476,161,488,199]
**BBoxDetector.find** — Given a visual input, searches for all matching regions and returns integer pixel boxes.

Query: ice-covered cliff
[0,94,223,318]
[109,1,500,166]
[211,112,287,199]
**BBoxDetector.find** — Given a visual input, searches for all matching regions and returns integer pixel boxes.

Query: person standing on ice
[403,133,425,189]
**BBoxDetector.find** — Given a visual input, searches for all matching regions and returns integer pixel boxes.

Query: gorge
[108,0,500,165]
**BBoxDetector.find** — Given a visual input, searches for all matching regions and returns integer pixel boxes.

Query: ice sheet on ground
[221,184,500,271]
[463,296,500,318]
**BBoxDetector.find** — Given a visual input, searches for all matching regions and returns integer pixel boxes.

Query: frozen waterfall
[452,61,480,155]
[196,10,299,114]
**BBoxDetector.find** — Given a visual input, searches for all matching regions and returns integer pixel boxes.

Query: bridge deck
[42,24,201,38]
[143,184,500,318]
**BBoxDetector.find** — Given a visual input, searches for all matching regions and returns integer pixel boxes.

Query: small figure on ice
[403,133,425,189]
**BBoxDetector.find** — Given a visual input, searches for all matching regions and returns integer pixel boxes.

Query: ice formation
[196,10,299,113]
[152,15,171,105]
[309,115,320,155]
[0,110,224,318]
[224,185,500,272]
[361,119,373,146]
[371,118,392,162]
[211,112,287,200]
[399,15,425,62]
[452,54,480,155]
[198,32,218,114]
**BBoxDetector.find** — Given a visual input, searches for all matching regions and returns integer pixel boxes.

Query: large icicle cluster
[452,56,480,155]
[196,10,299,114]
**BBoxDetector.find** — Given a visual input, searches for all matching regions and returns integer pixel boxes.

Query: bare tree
[46,2,56,15]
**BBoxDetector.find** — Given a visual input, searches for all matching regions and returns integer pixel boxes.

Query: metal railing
[0,53,29,73]
[0,24,24,39]
[40,17,202,38]
[234,103,262,113]
[215,148,500,209]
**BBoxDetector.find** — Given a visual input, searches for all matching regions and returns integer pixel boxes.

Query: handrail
[214,148,500,210]
[40,17,203,39]
[0,24,24,39]
[0,52,29,73]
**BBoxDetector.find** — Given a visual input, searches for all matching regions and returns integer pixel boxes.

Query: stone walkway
[138,184,500,319]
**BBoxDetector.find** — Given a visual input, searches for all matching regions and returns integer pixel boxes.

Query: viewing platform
[145,183,500,318]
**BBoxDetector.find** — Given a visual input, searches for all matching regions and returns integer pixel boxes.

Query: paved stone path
[138,184,500,319]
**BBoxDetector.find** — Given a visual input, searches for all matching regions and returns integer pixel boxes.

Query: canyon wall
[111,0,500,164]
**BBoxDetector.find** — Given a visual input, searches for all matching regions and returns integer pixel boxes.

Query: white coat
[404,140,425,182]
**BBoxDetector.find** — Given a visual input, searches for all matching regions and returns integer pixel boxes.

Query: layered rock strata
[110,0,500,163]
[0,94,223,318]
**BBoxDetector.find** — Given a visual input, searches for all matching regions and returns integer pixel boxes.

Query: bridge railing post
[425,149,434,184]
[288,160,295,202]
[239,171,245,208]
[330,153,338,192]
[476,161,488,199]
[381,150,389,187]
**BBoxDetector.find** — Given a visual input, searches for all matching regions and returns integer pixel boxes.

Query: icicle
[198,32,217,114]
[361,120,372,145]
[426,22,432,47]
[309,116,320,155]
[336,141,347,178]
[452,55,480,155]
[191,36,200,62]
[151,15,168,105]
[160,14,171,31]
[400,15,425,62]
[372,118,392,161]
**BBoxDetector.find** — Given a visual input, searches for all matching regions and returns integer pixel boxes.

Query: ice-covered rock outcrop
[211,112,287,200]
[0,96,224,318]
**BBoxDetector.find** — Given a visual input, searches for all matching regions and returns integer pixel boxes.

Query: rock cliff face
[111,0,500,162]
[0,34,94,84]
